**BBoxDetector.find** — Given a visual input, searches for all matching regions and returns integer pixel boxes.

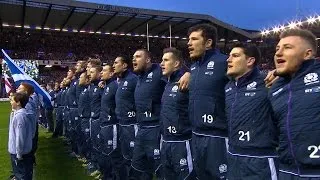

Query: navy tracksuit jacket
[269,59,320,177]
[225,67,278,157]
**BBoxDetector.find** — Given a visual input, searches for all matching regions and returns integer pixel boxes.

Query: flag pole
[147,23,150,51]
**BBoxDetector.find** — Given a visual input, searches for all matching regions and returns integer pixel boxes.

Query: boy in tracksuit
[160,48,195,180]
[17,82,39,166]
[225,44,278,180]
[114,56,138,178]
[269,29,320,179]
[8,93,33,180]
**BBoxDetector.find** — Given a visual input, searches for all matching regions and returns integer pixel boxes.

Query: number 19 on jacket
[202,114,213,123]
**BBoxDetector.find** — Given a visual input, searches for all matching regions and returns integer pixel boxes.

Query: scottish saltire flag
[1,49,52,108]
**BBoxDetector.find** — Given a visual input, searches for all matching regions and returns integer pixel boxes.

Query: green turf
[0,102,93,180]
[0,102,11,180]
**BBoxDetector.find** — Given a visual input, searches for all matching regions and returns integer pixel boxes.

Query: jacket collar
[91,79,100,86]
[140,64,158,77]
[198,49,218,65]
[14,108,26,115]
[292,59,317,79]
[168,69,183,83]
[233,67,260,87]
[120,69,133,79]
[105,77,116,86]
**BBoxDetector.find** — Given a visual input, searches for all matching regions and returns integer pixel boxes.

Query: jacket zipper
[230,84,238,140]
[286,83,300,174]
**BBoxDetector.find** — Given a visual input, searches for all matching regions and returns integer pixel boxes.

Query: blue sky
[78,0,320,30]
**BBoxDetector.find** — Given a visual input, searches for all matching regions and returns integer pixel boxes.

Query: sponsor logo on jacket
[304,73,319,85]
[246,81,257,90]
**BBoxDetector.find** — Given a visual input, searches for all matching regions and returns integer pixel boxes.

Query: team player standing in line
[270,29,320,179]
[160,47,195,180]
[225,43,278,179]
[113,56,138,179]
[187,24,229,180]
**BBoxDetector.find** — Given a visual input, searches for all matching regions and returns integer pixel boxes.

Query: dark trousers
[53,107,63,137]
[192,134,228,180]
[227,154,278,180]
[131,126,162,180]
[62,108,70,137]
[99,124,127,180]
[119,124,138,179]
[90,118,101,168]
[31,123,38,165]
[69,108,79,153]
[39,107,47,127]
[10,153,33,180]
[45,109,54,132]
[99,149,128,180]
[79,117,91,159]
[161,140,196,180]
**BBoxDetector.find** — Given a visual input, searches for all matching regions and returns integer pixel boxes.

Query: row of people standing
[50,24,320,180]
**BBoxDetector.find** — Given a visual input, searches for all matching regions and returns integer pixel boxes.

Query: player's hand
[264,69,278,88]
[177,72,190,91]
[98,81,105,88]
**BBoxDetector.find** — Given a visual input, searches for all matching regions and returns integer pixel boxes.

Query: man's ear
[304,48,314,60]
[123,63,128,69]
[146,57,151,63]
[174,60,181,69]
[247,57,256,67]
[205,39,213,49]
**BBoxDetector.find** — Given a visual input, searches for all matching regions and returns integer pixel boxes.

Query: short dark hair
[233,43,261,66]
[117,56,132,69]
[77,60,87,72]
[104,64,114,72]
[163,47,183,61]
[188,23,218,48]
[88,58,102,66]
[20,82,34,96]
[13,92,29,108]
[69,67,76,74]
[280,28,318,56]
[47,83,53,88]
[91,65,103,72]
[136,49,151,59]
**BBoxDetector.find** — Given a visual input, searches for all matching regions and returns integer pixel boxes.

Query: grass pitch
[0,102,92,180]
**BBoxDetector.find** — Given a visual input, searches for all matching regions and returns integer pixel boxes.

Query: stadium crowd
[0,29,175,63]
[5,23,320,180]
[0,28,280,97]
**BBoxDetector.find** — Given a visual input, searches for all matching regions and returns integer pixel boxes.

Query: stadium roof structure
[0,0,255,41]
